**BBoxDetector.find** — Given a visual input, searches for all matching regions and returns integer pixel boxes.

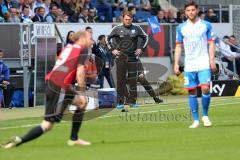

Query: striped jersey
[45,44,85,89]
[176,19,213,72]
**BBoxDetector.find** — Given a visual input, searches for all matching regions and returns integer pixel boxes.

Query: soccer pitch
[0,96,240,160]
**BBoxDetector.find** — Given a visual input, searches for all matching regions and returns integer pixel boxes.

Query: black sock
[70,108,84,141]
[18,125,44,146]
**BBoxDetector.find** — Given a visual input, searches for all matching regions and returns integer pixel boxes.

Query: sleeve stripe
[134,24,149,48]
[176,41,183,44]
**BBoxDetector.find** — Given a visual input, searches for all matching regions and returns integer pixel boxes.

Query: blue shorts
[184,69,211,90]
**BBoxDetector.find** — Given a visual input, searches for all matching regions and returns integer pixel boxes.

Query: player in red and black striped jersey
[2,31,93,149]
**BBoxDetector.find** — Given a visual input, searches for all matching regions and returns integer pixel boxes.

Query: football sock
[19,125,44,146]
[202,93,211,116]
[70,108,84,141]
[189,95,199,121]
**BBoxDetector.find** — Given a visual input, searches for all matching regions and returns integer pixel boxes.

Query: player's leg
[138,73,163,103]
[116,57,127,109]
[2,119,54,149]
[127,61,138,107]
[68,94,91,146]
[185,71,199,128]
[198,69,212,127]
[2,81,68,149]
[105,68,115,88]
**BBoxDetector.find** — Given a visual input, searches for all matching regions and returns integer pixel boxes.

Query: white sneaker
[189,120,200,129]
[67,138,91,146]
[202,116,212,127]
[1,136,22,149]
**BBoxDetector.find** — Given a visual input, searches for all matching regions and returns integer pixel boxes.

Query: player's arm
[106,27,120,56]
[76,64,86,91]
[136,25,149,56]
[174,43,182,75]
[207,22,217,72]
[208,41,217,72]
[174,26,183,75]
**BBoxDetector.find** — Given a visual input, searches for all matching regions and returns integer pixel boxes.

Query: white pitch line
[1,101,240,130]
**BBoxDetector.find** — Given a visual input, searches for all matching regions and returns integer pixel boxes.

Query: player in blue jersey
[174,1,217,128]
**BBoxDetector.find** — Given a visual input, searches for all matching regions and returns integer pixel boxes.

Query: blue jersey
[176,19,213,72]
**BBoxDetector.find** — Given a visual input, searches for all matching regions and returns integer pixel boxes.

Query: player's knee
[201,85,210,94]
[188,89,197,95]
[41,120,54,132]
[73,95,88,109]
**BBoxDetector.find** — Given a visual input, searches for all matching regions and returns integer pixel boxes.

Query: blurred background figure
[95,35,114,88]
[8,7,21,22]
[65,30,75,45]
[32,6,45,22]
[0,49,13,108]
[205,8,219,23]
[157,10,167,23]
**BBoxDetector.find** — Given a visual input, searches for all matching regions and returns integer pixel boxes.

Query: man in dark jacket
[107,11,148,109]
[0,49,11,108]
[95,35,114,88]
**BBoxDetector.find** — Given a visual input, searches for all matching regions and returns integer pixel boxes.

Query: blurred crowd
[0,0,221,23]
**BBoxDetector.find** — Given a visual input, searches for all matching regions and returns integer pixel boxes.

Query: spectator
[157,10,167,23]
[20,0,34,17]
[4,0,19,10]
[141,0,151,12]
[32,6,45,22]
[44,0,51,14]
[44,4,58,22]
[96,0,112,22]
[21,5,33,23]
[8,7,20,22]
[78,7,88,23]
[32,0,46,13]
[0,49,11,108]
[62,13,69,22]
[176,10,185,23]
[87,8,97,23]
[149,0,160,15]
[132,0,140,9]
[229,35,240,53]
[0,0,10,21]
[55,7,64,22]
[198,11,205,20]
[71,0,84,14]
[110,0,126,13]
[229,35,240,76]
[166,9,177,23]
[219,36,240,72]
[84,0,95,9]
[95,35,114,88]
[65,30,74,45]
[205,8,219,23]
[85,26,99,86]
[61,0,75,20]
[51,0,61,8]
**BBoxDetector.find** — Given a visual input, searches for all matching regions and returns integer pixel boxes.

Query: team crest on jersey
[131,30,136,34]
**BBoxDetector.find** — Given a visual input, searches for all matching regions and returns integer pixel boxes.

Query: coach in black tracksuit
[107,11,148,106]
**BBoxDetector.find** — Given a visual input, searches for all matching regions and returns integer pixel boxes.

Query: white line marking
[0,101,240,130]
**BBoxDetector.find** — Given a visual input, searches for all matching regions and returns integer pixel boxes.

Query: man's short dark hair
[85,26,92,30]
[98,35,105,41]
[122,11,133,18]
[50,5,58,10]
[0,49,3,52]
[22,5,30,11]
[184,1,198,10]
[223,35,230,39]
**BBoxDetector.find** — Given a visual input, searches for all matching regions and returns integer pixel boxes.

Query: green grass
[0,96,240,160]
